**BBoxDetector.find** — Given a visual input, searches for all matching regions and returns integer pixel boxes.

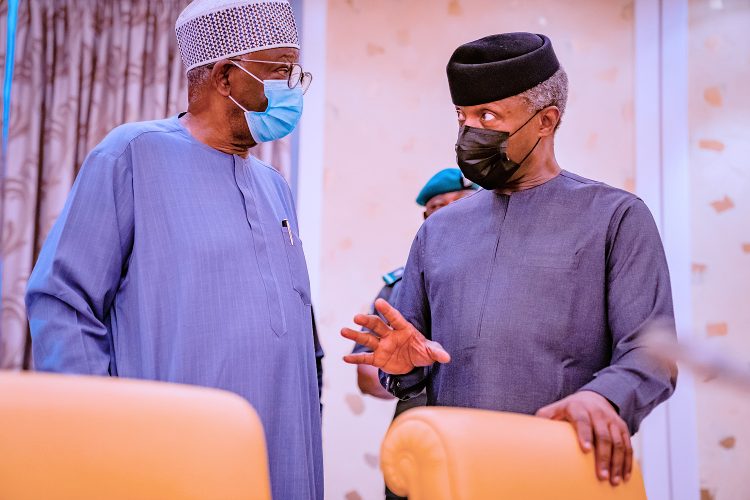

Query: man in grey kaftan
[343,33,677,488]
[387,171,674,434]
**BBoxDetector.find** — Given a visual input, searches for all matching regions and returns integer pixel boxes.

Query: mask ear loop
[228,95,249,112]
[517,136,542,166]
[509,108,544,165]
[227,61,265,112]
[509,108,541,137]
[231,60,264,83]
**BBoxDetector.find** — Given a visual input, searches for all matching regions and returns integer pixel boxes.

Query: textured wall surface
[688,1,750,499]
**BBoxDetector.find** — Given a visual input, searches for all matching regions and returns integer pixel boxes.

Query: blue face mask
[229,61,304,143]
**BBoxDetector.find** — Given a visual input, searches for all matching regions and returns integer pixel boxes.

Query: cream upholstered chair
[0,372,270,500]
[381,407,647,500]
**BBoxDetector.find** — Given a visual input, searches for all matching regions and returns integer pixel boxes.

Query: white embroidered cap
[175,0,300,72]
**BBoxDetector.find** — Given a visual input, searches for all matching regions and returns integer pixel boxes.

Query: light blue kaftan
[26,115,323,500]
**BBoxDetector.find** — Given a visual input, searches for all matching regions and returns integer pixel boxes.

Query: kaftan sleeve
[26,149,134,375]
[578,198,677,433]
[380,227,433,400]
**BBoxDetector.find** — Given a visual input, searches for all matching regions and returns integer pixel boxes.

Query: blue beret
[416,168,478,206]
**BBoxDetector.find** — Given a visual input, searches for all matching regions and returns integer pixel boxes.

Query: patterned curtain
[0,0,291,369]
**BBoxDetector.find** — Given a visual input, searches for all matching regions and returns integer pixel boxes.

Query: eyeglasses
[233,58,313,94]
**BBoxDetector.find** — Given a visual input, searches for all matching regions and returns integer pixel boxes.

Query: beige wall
[317,1,636,498]
[688,1,750,499]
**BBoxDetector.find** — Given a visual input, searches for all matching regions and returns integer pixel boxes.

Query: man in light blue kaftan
[26,1,323,499]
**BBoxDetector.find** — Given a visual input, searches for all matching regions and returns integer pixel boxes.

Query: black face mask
[455,111,541,190]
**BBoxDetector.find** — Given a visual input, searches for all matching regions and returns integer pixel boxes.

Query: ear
[211,60,235,97]
[538,106,560,137]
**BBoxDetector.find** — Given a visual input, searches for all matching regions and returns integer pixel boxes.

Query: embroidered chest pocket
[280,222,312,306]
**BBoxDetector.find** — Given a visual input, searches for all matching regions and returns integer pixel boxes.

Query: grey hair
[186,64,214,104]
[519,67,568,130]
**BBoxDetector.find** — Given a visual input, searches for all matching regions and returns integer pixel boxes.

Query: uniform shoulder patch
[382,266,405,287]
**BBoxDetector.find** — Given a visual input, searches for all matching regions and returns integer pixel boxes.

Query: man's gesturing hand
[341,298,450,374]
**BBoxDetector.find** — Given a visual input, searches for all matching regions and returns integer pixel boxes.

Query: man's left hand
[535,391,632,486]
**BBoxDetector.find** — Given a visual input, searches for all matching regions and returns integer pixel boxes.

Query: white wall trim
[297,0,327,303]
[635,1,700,499]
[634,3,671,498]
[635,0,663,223]
[660,0,701,498]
